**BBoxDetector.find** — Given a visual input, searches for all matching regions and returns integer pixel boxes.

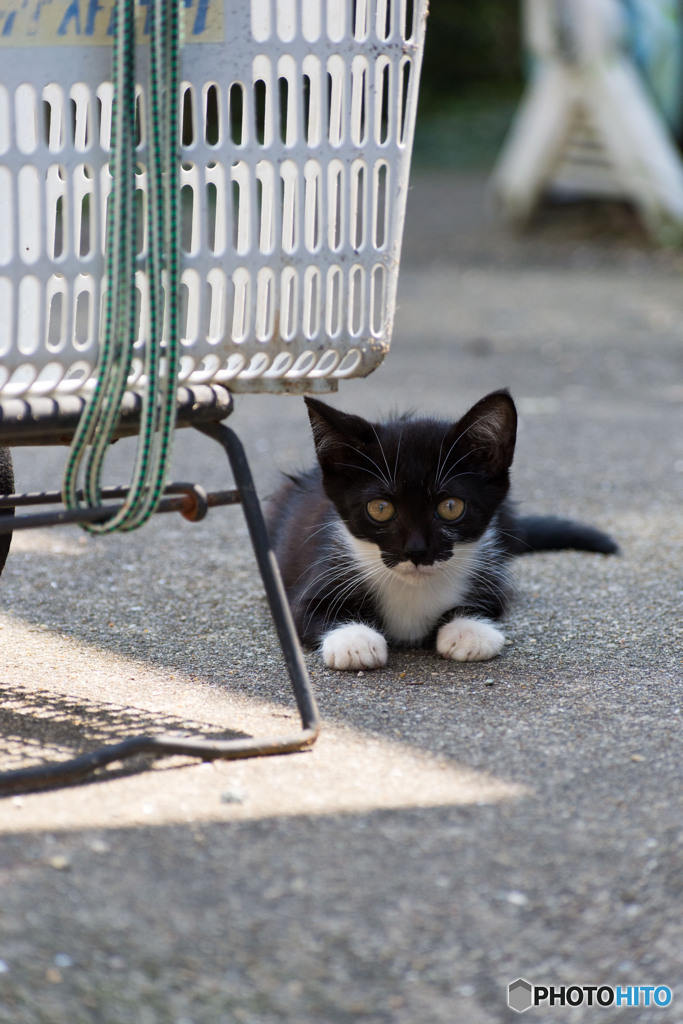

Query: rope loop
[63,0,180,533]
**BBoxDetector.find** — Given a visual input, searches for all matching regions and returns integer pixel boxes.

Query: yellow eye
[367,499,396,523]
[436,497,465,521]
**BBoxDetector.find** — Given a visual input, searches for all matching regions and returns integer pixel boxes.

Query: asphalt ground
[0,172,682,1023]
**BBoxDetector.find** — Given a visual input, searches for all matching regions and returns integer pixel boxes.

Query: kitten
[266,389,617,671]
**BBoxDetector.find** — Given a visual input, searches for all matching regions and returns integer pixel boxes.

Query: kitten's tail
[507,515,619,556]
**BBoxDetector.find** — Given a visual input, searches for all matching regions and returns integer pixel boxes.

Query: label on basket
[0,0,223,46]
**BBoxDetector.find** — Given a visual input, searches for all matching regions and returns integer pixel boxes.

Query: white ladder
[490,0,683,242]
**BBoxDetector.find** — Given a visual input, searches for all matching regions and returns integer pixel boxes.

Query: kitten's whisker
[302,570,365,634]
[370,424,394,488]
[294,563,368,621]
[435,408,504,486]
[315,564,386,633]
[436,446,491,488]
[496,527,535,554]
[335,462,391,487]
[445,554,518,605]
[392,429,403,488]
[331,441,392,488]
[288,518,340,567]
[296,557,363,598]
[436,469,480,486]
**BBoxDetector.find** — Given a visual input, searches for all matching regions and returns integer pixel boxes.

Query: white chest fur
[338,525,479,643]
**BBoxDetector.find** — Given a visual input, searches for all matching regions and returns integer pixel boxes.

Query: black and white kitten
[266,390,617,671]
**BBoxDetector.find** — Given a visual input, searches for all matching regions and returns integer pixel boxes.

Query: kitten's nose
[403,533,429,566]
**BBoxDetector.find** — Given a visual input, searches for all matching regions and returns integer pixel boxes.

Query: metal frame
[0,409,319,795]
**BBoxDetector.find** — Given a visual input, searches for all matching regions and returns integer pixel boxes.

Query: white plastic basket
[0,0,427,397]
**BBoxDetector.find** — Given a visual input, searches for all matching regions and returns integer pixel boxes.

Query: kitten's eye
[436,497,465,521]
[366,498,396,523]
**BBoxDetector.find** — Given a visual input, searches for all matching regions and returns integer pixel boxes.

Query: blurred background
[413,0,683,173]
[413,0,524,172]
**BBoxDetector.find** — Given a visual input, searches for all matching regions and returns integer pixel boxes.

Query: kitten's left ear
[304,397,375,468]
[451,389,517,476]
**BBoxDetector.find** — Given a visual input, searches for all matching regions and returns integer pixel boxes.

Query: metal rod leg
[0,424,319,795]
[196,421,319,736]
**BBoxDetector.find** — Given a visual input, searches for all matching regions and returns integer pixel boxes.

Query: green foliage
[412,87,521,170]
[419,0,523,109]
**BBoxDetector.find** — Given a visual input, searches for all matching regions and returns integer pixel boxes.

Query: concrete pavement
[0,172,682,1023]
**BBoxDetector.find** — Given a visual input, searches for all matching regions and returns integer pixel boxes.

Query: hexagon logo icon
[508,978,533,1012]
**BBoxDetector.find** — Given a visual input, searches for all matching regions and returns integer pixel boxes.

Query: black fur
[0,447,13,578]
[507,514,619,556]
[266,390,617,653]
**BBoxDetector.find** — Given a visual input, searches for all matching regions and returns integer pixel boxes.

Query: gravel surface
[0,172,682,1023]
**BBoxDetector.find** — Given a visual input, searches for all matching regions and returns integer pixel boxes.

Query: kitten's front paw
[437,617,505,662]
[321,623,388,671]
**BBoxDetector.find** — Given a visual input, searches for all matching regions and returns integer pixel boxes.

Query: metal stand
[0,419,319,795]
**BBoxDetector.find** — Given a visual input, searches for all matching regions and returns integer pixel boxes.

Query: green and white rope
[63,0,180,533]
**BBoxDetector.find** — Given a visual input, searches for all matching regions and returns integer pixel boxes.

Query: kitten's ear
[451,389,517,476]
[304,397,375,467]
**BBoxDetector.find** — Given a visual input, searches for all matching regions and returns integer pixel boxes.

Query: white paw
[436,617,505,662]
[321,623,388,671]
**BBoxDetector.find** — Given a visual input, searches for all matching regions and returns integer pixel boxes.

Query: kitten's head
[305,389,517,571]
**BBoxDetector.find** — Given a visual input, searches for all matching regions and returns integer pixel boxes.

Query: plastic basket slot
[280,266,298,340]
[277,56,298,145]
[372,159,389,250]
[206,267,228,343]
[303,159,322,253]
[0,86,10,156]
[397,55,412,144]
[17,275,42,356]
[15,83,38,156]
[308,348,341,377]
[374,55,391,145]
[46,164,67,260]
[203,83,220,146]
[350,159,366,250]
[302,266,321,340]
[263,351,294,376]
[255,266,276,341]
[0,167,11,266]
[302,55,322,147]
[228,82,246,146]
[232,267,251,342]
[75,164,96,259]
[18,165,41,265]
[325,265,343,339]
[70,82,94,152]
[256,160,276,254]
[280,159,299,254]
[327,159,344,251]
[180,268,201,345]
[334,348,362,377]
[348,264,366,337]
[326,54,346,146]
[0,278,12,358]
[352,0,370,40]
[46,275,67,352]
[182,85,195,148]
[370,263,387,336]
[350,55,368,145]
[252,55,274,147]
[73,276,96,351]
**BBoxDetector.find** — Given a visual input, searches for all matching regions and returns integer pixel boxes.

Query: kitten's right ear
[304,397,375,467]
